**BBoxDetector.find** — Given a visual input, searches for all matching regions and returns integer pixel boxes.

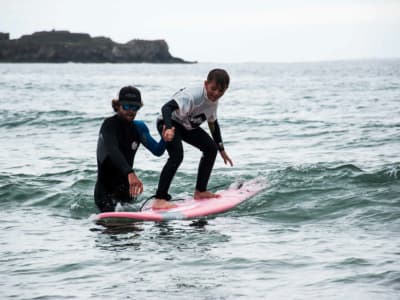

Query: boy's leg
[155,121,184,200]
[181,127,218,192]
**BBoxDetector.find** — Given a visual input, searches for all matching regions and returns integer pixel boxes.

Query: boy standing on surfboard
[153,69,233,209]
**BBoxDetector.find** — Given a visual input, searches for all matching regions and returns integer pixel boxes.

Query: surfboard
[95,179,267,225]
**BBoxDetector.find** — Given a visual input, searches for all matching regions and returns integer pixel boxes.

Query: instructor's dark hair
[111,99,119,112]
[207,69,230,90]
[111,85,143,112]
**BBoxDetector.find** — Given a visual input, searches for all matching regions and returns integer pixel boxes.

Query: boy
[153,69,233,209]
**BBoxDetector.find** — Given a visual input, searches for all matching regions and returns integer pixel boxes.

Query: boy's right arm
[161,99,179,129]
[161,100,178,141]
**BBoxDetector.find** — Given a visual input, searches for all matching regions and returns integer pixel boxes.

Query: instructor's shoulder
[101,115,117,129]
[133,120,149,133]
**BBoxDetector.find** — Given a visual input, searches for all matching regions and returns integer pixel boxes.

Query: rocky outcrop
[0,33,9,41]
[0,30,194,63]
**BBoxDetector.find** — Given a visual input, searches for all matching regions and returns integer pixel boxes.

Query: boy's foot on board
[152,199,177,209]
[194,190,220,200]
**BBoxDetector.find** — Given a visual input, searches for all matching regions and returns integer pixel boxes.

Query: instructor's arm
[128,171,143,197]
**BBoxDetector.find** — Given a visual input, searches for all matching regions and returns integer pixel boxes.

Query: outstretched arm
[208,120,233,166]
[134,120,166,156]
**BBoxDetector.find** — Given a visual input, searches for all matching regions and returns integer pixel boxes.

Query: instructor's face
[118,105,137,122]
[205,80,227,102]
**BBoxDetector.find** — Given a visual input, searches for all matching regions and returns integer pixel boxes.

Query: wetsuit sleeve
[161,99,179,129]
[208,119,224,151]
[134,120,166,156]
[100,119,134,175]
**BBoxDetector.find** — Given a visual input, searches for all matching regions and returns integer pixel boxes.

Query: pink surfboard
[95,179,267,225]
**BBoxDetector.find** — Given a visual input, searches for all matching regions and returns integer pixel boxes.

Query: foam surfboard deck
[95,179,267,225]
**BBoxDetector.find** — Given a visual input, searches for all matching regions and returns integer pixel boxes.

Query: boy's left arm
[208,120,233,166]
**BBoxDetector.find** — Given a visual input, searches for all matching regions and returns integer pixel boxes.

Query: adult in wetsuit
[153,69,234,209]
[94,86,167,212]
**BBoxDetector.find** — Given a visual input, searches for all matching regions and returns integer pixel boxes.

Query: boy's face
[204,80,227,102]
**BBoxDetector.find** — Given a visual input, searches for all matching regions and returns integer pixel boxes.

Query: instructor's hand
[163,126,175,142]
[220,150,233,166]
[128,172,143,197]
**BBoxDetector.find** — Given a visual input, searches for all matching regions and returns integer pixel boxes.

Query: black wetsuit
[95,115,165,212]
[155,94,224,200]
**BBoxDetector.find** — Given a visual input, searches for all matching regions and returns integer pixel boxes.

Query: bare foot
[194,190,220,200]
[152,199,178,209]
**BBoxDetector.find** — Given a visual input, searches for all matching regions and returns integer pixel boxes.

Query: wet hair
[111,99,120,112]
[207,69,230,90]
[111,86,142,112]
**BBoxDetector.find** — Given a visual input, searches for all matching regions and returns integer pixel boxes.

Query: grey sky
[1,0,399,62]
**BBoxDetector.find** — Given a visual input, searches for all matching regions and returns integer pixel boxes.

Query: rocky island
[0,30,194,63]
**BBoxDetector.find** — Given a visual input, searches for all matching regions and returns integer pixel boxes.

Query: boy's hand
[163,125,175,142]
[220,150,233,166]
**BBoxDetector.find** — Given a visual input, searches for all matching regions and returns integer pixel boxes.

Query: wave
[1,163,399,225]
[0,169,96,214]
[352,165,400,183]
[0,109,103,129]
[230,163,400,224]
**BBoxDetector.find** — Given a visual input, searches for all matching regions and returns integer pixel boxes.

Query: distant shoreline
[0,30,196,64]
[0,57,397,65]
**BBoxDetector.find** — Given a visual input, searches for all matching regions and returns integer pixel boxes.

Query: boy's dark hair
[207,69,230,90]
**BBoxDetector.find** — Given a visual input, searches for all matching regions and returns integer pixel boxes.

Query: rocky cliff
[0,30,193,63]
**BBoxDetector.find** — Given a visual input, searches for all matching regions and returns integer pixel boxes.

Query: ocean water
[0,60,399,299]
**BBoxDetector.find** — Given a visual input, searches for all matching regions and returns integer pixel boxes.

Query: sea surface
[0,60,399,299]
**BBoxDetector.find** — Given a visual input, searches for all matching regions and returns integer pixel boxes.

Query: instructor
[95,86,167,212]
